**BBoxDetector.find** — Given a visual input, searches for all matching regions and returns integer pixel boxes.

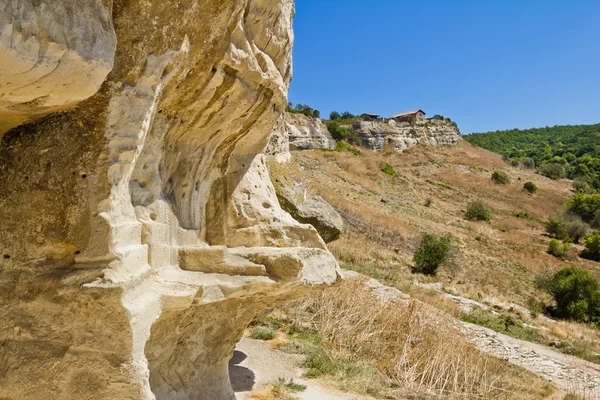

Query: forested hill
[464,123,600,187]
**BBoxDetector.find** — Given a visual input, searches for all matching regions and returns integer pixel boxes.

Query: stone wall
[0,1,338,399]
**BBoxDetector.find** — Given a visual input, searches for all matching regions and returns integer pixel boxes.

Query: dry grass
[291,141,600,307]
[281,279,554,399]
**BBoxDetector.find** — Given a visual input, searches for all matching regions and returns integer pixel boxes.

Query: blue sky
[289,0,600,134]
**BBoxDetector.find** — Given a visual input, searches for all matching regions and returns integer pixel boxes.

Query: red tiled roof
[390,109,426,119]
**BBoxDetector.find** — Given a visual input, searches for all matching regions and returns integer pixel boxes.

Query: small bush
[581,232,600,262]
[573,179,592,194]
[380,163,400,177]
[465,200,492,221]
[548,239,572,258]
[522,157,535,169]
[523,181,537,193]
[250,326,276,340]
[334,140,362,156]
[536,267,600,323]
[540,163,566,180]
[413,233,452,275]
[592,210,600,228]
[510,159,520,167]
[491,170,510,184]
[545,215,588,243]
[568,193,600,222]
[330,111,340,120]
[425,198,433,207]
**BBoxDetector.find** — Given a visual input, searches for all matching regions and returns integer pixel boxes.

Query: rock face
[0,1,339,400]
[277,179,344,243]
[353,119,461,152]
[284,112,336,150]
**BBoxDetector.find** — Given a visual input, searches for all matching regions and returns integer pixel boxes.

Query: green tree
[329,111,340,120]
[537,267,600,323]
[568,194,600,222]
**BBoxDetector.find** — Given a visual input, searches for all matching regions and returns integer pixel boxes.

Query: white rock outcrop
[353,119,461,152]
[0,1,338,399]
[284,112,336,150]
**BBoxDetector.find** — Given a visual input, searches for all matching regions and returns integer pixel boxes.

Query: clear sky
[288,0,600,134]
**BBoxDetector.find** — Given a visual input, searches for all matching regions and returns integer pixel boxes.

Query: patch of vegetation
[286,102,320,118]
[413,233,452,275]
[554,341,600,365]
[535,267,600,323]
[465,123,600,188]
[491,170,510,184]
[545,215,588,243]
[522,157,535,169]
[380,162,400,177]
[462,309,542,342]
[326,121,361,146]
[515,211,531,219]
[465,200,492,221]
[523,181,537,193]
[548,239,572,258]
[539,163,566,180]
[568,193,600,222]
[277,378,306,393]
[249,326,277,340]
[581,232,600,261]
[334,140,362,156]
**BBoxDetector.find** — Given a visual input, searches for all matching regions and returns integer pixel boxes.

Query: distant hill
[465,123,600,187]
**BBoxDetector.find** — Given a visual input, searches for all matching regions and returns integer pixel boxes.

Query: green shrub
[326,121,347,141]
[329,111,340,120]
[540,163,566,180]
[250,326,276,340]
[536,267,600,323]
[566,219,589,244]
[592,210,600,228]
[334,140,362,156]
[568,193,600,222]
[522,158,535,169]
[581,232,600,262]
[510,159,520,167]
[573,179,592,194]
[548,239,572,258]
[413,233,452,275]
[380,163,400,177]
[465,200,492,221]
[491,170,510,184]
[545,215,588,243]
[523,181,537,193]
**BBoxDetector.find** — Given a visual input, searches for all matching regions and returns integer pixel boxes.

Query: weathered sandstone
[284,112,336,150]
[0,1,338,399]
[353,119,461,152]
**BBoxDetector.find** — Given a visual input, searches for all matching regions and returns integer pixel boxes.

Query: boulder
[277,178,344,243]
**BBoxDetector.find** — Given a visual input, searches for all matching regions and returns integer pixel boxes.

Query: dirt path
[231,336,370,400]
[462,322,600,398]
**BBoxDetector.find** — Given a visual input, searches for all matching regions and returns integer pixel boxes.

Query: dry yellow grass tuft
[282,279,554,399]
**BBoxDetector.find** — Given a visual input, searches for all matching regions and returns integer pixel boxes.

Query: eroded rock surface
[353,119,461,152]
[0,1,338,399]
[284,112,336,150]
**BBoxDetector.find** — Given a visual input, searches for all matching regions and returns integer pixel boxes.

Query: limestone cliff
[283,112,336,150]
[353,119,462,152]
[0,1,338,399]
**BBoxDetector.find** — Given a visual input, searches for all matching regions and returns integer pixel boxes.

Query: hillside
[254,139,600,399]
[465,124,600,187]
